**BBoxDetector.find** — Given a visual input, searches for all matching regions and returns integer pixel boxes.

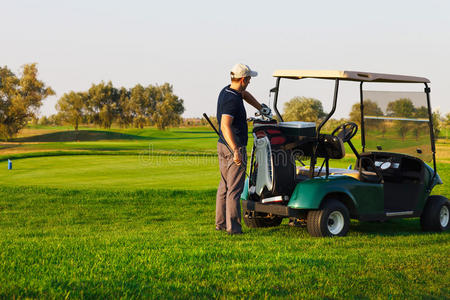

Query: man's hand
[233,148,243,166]
[260,103,272,117]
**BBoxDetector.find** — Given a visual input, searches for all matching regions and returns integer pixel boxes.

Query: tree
[414,106,445,138]
[349,99,385,136]
[349,99,383,125]
[443,113,450,139]
[282,97,326,122]
[116,87,132,128]
[86,81,119,129]
[415,106,428,118]
[0,64,54,140]
[445,113,450,126]
[38,116,51,126]
[129,84,150,128]
[321,118,349,134]
[386,98,416,141]
[432,110,441,139]
[386,98,415,118]
[48,113,63,126]
[56,91,87,130]
[152,83,185,130]
[411,106,431,141]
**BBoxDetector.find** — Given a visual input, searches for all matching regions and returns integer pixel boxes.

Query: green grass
[1,127,220,158]
[0,155,220,190]
[2,154,447,193]
[0,186,449,299]
[1,126,363,163]
[0,126,449,298]
[0,127,252,162]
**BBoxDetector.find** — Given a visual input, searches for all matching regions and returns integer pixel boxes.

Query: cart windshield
[362,90,432,161]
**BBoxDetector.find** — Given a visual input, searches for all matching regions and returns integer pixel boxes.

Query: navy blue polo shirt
[216,85,248,147]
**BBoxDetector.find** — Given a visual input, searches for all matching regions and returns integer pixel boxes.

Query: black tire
[420,195,450,232]
[243,210,283,228]
[306,199,350,237]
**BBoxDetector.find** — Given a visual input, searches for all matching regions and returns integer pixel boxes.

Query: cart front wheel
[421,195,450,231]
[307,199,350,237]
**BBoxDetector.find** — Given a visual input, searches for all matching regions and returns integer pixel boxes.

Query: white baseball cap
[230,63,258,79]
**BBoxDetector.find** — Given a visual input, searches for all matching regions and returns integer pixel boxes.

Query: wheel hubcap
[440,205,449,227]
[328,211,344,235]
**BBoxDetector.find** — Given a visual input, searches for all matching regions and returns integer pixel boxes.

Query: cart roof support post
[424,83,437,179]
[359,81,366,152]
[309,79,340,178]
[273,77,282,122]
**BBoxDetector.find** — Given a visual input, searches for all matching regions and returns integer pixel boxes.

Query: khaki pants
[216,142,247,234]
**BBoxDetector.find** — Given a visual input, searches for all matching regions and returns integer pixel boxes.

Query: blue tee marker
[8,159,12,170]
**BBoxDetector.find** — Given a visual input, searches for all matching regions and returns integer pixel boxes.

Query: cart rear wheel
[307,199,350,237]
[243,210,283,228]
[420,195,450,232]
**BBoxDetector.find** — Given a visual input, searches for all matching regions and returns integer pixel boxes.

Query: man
[215,63,269,234]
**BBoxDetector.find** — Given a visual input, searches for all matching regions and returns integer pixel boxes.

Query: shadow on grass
[11,130,151,142]
[9,130,217,143]
[0,144,18,150]
[177,131,215,134]
[349,218,434,237]
[248,218,450,237]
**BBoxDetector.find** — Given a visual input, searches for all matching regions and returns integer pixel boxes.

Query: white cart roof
[272,70,430,83]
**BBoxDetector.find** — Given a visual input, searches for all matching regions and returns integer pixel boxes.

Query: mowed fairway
[0,155,219,190]
[0,126,449,299]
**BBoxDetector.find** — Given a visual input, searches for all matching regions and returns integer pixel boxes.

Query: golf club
[202,113,249,176]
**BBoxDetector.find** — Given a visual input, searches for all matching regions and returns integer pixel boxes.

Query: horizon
[2,0,449,119]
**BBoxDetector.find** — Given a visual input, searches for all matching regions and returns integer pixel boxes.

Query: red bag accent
[270,136,286,145]
[266,129,282,135]
[255,131,266,138]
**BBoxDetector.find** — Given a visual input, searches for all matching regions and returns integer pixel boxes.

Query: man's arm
[241,90,262,111]
[221,115,243,166]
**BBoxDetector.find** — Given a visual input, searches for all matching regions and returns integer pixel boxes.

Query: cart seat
[296,166,379,183]
[347,170,380,183]
[297,166,358,177]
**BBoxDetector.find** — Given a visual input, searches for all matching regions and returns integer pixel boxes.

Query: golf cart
[241,70,449,237]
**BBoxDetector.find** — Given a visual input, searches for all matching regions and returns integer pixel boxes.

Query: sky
[1,0,449,119]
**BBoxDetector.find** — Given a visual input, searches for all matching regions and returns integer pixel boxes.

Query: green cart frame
[241,70,449,236]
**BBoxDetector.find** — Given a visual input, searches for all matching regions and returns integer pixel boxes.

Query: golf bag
[249,121,296,201]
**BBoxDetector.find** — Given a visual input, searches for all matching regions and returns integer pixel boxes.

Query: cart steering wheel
[331,122,358,143]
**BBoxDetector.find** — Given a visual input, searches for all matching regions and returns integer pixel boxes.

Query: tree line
[348,98,441,139]
[0,64,185,140]
[2,64,449,141]
[55,81,184,131]
[282,96,445,138]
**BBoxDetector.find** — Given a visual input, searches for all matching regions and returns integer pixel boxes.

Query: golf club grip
[202,113,233,154]
[202,113,220,135]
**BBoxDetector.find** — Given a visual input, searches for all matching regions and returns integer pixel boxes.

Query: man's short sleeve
[221,97,237,118]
